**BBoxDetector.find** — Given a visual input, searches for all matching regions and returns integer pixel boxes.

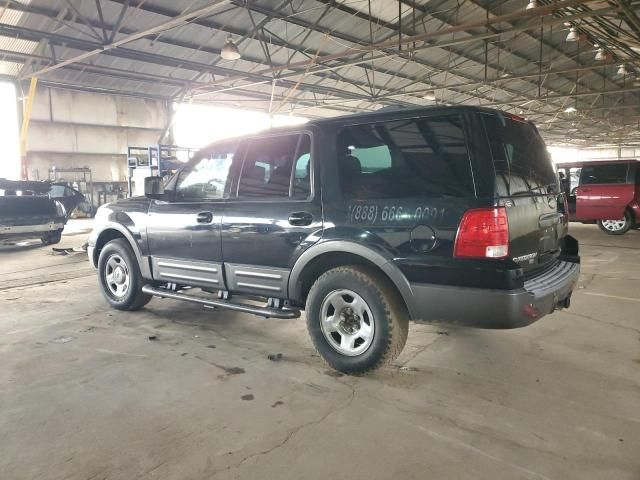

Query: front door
[146,141,239,289]
[221,132,322,297]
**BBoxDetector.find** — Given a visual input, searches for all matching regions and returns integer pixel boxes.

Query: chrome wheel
[600,219,626,232]
[104,254,130,299]
[320,289,375,356]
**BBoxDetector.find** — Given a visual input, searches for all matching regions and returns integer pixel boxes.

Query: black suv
[88,106,580,374]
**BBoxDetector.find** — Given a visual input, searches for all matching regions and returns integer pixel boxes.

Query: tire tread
[306,265,409,374]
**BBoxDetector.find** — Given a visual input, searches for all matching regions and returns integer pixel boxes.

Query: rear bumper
[407,260,580,329]
[0,222,64,241]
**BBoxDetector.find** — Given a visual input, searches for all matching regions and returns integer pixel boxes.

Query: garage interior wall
[577,147,640,160]
[25,87,169,183]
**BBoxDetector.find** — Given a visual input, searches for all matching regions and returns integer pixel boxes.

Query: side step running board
[141,285,300,319]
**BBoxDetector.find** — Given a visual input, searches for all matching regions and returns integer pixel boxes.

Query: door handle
[288,212,313,226]
[196,211,213,223]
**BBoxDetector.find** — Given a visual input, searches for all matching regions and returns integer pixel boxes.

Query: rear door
[481,113,564,274]
[575,163,634,220]
[221,132,322,297]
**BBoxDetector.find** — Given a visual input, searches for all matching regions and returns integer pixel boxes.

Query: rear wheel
[97,238,151,310]
[597,211,633,235]
[306,265,409,375]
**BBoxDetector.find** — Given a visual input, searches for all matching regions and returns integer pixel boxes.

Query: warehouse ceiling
[1,0,640,145]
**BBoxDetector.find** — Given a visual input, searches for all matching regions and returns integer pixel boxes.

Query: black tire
[97,238,151,311]
[597,210,633,235]
[306,265,409,375]
[41,229,62,245]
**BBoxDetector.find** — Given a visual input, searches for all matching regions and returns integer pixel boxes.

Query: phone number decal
[348,204,445,223]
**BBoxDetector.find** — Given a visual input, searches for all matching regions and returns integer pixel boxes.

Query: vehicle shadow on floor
[0,240,47,253]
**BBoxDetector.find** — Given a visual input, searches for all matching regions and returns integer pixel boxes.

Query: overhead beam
[0,23,384,104]
[6,0,615,120]
[22,0,232,78]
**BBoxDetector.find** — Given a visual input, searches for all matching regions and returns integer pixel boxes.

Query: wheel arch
[93,224,151,278]
[626,204,638,225]
[288,241,416,318]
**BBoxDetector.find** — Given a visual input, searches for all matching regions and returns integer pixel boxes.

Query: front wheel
[597,211,633,235]
[306,265,409,375]
[97,238,151,310]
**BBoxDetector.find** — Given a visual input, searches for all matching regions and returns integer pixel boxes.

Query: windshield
[482,113,558,195]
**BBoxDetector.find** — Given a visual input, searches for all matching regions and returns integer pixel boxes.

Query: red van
[556,159,640,235]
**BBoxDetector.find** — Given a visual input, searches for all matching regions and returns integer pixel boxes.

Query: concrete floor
[1,221,639,480]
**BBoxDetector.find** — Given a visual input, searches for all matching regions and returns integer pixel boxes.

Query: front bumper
[87,245,97,268]
[407,260,580,329]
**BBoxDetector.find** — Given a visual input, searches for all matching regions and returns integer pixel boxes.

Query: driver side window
[175,143,237,200]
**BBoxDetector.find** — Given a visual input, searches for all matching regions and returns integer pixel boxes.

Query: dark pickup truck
[0,179,68,245]
[88,106,580,374]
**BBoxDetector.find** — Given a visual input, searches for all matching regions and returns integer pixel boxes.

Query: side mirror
[144,176,164,198]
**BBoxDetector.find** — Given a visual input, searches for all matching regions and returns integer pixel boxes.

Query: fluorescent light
[566,27,579,42]
[221,36,241,60]
[564,106,577,113]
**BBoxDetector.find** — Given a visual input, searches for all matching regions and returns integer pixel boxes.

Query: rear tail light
[454,207,509,259]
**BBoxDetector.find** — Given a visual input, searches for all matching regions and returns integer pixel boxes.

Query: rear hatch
[0,195,58,226]
[481,112,565,275]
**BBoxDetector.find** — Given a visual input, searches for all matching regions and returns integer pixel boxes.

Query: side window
[337,116,473,199]
[238,134,311,199]
[580,164,629,185]
[292,135,312,199]
[48,185,65,197]
[175,142,236,200]
[569,167,581,194]
[350,145,392,172]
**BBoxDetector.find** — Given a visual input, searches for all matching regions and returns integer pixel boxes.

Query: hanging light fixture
[617,64,627,76]
[423,91,436,101]
[221,36,241,60]
[564,106,577,113]
[526,0,538,9]
[565,26,579,42]
[594,48,606,61]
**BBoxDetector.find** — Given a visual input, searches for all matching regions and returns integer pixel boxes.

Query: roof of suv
[195,105,512,154]
[307,105,502,128]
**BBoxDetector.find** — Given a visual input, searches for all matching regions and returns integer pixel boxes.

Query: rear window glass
[580,163,629,185]
[482,113,557,195]
[337,115,474,199]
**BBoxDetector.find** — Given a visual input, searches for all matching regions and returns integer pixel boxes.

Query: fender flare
[287,240,417,318]
[94,222,152,279]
